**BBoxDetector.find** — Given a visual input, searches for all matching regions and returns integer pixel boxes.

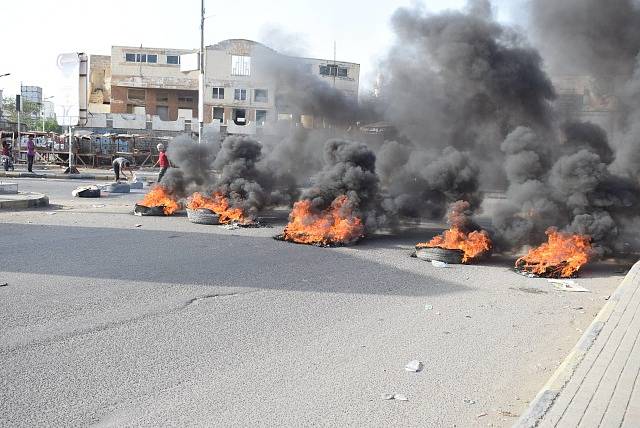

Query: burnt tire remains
[187,208,220,225]
[415,247,464,264]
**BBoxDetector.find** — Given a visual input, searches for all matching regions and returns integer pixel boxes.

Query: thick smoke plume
[375,1,556,220]
[300,139,393,232]
[162,133,297,219]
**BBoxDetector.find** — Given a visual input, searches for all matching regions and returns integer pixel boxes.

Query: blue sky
[0,0,522,101]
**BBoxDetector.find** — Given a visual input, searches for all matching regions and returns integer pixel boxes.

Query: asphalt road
[0,179,630,427]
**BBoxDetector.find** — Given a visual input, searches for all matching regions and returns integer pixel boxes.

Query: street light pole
[198,0,205,144]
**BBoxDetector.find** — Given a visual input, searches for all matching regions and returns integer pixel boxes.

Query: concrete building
[203,39,360,132]
[84,39,360,136]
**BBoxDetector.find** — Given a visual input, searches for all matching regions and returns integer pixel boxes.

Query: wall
[111,46,198,90]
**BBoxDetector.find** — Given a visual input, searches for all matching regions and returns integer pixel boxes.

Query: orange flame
[416,227,492,263]
[282,195,364,246]
[515,228,592,278]
[187,191,249,224]
[138,185,180,215]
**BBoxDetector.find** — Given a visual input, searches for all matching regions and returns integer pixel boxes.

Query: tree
[1,96,62,133]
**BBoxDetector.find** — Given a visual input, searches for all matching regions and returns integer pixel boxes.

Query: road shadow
[2,223,470,298]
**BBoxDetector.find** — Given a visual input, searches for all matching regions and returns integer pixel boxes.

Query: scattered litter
[26,221,32,224]
[498,410,518,417]
[548,279,590,293]
[431,260,448,268]
[464,399,476,405]
[92,204,106,208]
[46,212,56,215]
[405,360,424,372]
[134,224,142,228]
[527,274,536,278]
[381,393,408,401]
[222,223,240,230]
[476,413,488,418]
[435,311,441,315]
[0,282,7,287]
[425,304,434,311]
[465,315,472,319]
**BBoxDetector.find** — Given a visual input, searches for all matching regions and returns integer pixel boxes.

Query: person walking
[157,143,169,183]
[26,136,36,173]
[112,157,131,181]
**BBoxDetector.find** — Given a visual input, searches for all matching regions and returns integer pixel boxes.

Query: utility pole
[198,0,205,144]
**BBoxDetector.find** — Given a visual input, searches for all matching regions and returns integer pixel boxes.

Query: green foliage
[1,97,62,132]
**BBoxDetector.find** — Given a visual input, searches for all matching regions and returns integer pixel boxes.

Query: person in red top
[157,143,169,183]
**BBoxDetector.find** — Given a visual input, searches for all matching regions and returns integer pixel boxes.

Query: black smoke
[300,139,393,232]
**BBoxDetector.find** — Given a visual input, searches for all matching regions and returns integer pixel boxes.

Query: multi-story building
[203,39,360,132]
[85,39,360,135]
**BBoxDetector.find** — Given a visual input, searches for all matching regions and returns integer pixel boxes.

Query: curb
[0,172,113,180]
[515,260,640,428]
[0,193,49,209]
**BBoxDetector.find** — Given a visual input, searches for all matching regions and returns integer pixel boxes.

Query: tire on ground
[187,208,220,225]
[415,247,464,264]
[72,186,101,198]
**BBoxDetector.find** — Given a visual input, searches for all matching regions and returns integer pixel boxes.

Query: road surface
[0,179,628,427]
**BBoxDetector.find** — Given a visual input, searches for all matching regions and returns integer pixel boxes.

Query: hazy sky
[0,0,520,102]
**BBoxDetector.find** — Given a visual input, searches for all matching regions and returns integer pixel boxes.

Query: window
[319,64,347,77]
[212,87,225,100]
[254,89,268,103]
[136,53,147,63]
[147,54,158,64]
[156,91,169,103]
[212,107,224,123]
[178,95,194,103]
[167,55,180,65]
[127,88,146,102]
[234,89,247,101]
[255,110,267,125]
[125,53,136,62]
[231,55,251,76]
[233,108,246,125]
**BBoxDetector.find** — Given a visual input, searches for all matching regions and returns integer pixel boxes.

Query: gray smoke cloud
[374,1,556,222]
[300,139,394,232]
[162,133,220,198]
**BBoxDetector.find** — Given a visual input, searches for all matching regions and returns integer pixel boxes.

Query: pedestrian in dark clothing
[26,136,36,173]
[157,143,169,183]
[112,157,131,181]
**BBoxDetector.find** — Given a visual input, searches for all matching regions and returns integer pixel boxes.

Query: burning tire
[415,247,464,264]
[187,208,220,225]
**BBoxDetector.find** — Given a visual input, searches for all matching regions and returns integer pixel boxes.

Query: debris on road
[405,360,424,372]
[476,412,488,418]
[134,224,142,228]
[223,223,241,230]
[497,410,519,417]
[548,279,589,292]
[425,303,434,311]
[46,212,56,215]
[464,399,476,405]
[381,393,408,401]
[92,204,106,208]
[0,282,7,287]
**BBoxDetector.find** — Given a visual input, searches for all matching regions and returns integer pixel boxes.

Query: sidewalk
[517,260,640,427]
[0,192,49,209]
[0,167,160,181]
